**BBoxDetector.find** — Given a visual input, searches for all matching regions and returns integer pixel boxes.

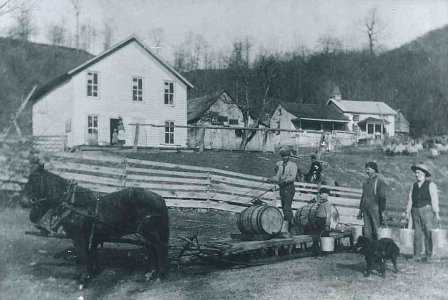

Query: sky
[2,0,448,62]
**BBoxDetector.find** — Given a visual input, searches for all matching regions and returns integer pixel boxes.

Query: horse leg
[73,235,91,288]
[142,231,168,280]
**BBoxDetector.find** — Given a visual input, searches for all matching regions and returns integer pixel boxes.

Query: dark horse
[21,163,169,288]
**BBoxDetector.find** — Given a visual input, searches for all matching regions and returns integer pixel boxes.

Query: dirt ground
[2,206,448,300]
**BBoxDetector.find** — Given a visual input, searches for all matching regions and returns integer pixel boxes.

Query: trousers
[279,183,295,222]
[363,204,381,240]
[411,205,434,258]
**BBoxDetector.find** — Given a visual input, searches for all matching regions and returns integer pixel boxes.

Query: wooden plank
[165,199,244,213]
[74,182,121,194]
[124,181,207,191]
[126,174,209,185]
[51,152,125,164]
[49,161,126,177]
[210,174,274,190]
[0,174,28,183]
[211,191,276,205]
[51,171,124,187]
[126,166,209,178]
[210,183,275,199]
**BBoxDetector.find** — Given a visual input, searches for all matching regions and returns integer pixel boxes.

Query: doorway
[110,118,120,145]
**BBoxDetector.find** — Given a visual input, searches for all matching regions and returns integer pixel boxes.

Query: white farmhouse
[327,93,397,138]
[31,36,194,148]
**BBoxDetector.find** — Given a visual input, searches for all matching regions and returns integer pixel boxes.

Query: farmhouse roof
[280,103,350,122]
[327,98,397,115]
[187,91,234,123]
[357,117,391,124]
[31,35,194,103]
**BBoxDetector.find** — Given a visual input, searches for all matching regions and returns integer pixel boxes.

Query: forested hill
[0,38,93,135]
[1,25,446,137]
[184,25,448,137]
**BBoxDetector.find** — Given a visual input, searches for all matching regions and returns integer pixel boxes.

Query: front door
[110,118,120,144]
[87,115,98,145]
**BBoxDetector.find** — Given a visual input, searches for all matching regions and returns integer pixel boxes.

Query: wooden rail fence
[1,151,365,227]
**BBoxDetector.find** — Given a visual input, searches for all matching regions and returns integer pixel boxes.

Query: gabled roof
[327,98,397,115]
[32,35,194,103]
[358,117,390,124]
[187,91,234,123]
[280,103,350,122]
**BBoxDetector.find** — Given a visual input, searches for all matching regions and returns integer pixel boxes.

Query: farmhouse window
[367,123,374,134]
[88,115,98,133]
[87,72,99,97]
[276,121,281,135]
[353,114,359,121]
[164,81,174,105]
[218,116,228,124]
[165,121,174,144]
[132,77,143,101]
[229,119,239,125]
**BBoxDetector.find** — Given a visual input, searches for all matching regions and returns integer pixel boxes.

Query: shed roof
[280,103,350,122]
[327,99,397,115]
[187,91,234,123]
[32,35,194,103]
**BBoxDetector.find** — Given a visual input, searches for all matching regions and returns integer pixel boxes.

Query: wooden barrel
[237,205,283,235]
[295,202,339,234]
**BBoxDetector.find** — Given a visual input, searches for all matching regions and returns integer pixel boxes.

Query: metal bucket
[321,236,335,252]
[431,228,448,258]
[399,228,414,255]
[352,226,363,243]
[378,227,393,239]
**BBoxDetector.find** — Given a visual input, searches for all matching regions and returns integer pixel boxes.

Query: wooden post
[199,126,206,152]
[262,130,268,153]
[133,123,140,152]
[1,85,37,139]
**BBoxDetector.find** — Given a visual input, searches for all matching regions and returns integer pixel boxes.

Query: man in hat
[267,146,298,237]
[357,161,387,240]
[310,187,333,232]
[306,154,323,183]
[405,164,440,261]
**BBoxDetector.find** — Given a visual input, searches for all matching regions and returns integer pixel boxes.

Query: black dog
[356,236,400,277]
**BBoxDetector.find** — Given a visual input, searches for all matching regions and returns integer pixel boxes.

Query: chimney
[332,86,342,101]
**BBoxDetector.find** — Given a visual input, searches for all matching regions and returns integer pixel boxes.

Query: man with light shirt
[405,164,440,262]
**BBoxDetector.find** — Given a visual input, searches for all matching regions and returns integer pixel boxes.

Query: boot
[280,221,292,238]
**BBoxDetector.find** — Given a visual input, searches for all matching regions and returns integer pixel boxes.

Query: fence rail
[1,150,366,227]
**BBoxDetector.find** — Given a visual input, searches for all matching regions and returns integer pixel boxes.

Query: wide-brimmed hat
[279,147,291,157]
[365,161,378,173]
[318,187,331,195]
[411,164,431,177]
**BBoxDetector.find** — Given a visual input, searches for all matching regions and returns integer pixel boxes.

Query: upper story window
[87,72,99,97]
[353,114,360,121]
[133,77,143,101]
[164,81,174,105]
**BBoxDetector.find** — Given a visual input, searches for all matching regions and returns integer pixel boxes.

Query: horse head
[22,167,64,224]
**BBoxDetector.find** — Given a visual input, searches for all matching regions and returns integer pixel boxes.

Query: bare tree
[69,0,82,49]
[148,27,165,54]
[102,22,114,51]
[47,23,67,46]
[362,7,386,55]
[316,34,343,54]
[8,2,34,41]
[0,0,19,17]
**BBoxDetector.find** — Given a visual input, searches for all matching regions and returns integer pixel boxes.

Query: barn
[31,35,194,149]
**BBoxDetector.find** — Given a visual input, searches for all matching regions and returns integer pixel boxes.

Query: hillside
[0,38,93,135]
[184,25,448,136]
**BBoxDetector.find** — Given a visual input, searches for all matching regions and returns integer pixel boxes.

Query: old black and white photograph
[1,0,448,299]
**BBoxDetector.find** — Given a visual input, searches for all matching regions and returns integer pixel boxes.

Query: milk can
[431,224,448,258]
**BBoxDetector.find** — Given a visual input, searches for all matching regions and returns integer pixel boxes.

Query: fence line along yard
[0,150,364,227]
